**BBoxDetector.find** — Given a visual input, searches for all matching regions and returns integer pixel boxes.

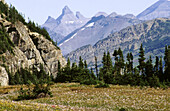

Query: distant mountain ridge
[65,18,170,68]
[137,0,170,20]
[42,6,89,43]
[43,0,170,57]
[59,14,142,55]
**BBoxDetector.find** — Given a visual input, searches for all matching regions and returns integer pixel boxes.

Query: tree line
[98,44,170,87]
[57,44,170,88]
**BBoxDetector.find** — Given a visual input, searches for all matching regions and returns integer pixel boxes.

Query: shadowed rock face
[137,0,170,20]
[0,16,66,86]
[65,18,170,68]
[42,6,89,43]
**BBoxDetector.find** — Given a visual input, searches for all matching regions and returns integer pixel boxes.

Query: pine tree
[145,56,154,79]
[159,57,163,81]
[106,51,113,70]
[126,52,133,73]
[113,49,118,73]
[66,58,71,69]
[79,56,84,69]
[95,56,99,79]
[154,56,159,76]
[100,51,113,83]
[71,62,78,81]
[164,45,170,81]
[102,52,107,69]
[90,67,96,80]
[138,44,146,76]
[84,60,87,69]
[65,58,71,82]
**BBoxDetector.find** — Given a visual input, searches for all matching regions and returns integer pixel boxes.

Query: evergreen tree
[99,52,107,81]
[84,60,88,69]
[113,49,119,74]
[159,57,163,81]
[71,62,78,82]
[64,58,71,82]
[90,67,96,80]
[154,56,159,76]
[102,52,107,69]
[126,52,133,73]
[106,51,113,71]
[79,56,84,69]
[100,51,113,83]
[145,56,154,79]
[138,44,146,76]
[164,45,170,81]
[95,56,99,79]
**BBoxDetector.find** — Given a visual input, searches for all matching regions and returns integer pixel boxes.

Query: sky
[5,0,159,25]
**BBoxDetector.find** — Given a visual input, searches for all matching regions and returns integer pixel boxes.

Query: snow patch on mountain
[65,21,75,24]
[80,27,85,31]
[86,22,94,27]
[59,33,77,46]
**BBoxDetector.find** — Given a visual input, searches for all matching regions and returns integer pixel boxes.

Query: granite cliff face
[65,18,170,68]
[0,16,66,86]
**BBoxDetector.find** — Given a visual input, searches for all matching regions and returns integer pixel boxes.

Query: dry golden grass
[0,83,169,111]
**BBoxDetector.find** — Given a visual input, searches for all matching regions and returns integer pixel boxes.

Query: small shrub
[17,81,53,101]
[95,81,110,88]
[119,108,127,111]
[80,79,99,85]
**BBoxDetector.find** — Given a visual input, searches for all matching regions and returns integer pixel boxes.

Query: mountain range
[59,14,142,55]
[43,0,170,64]
[65,18,170,68]
[43,0,170,56]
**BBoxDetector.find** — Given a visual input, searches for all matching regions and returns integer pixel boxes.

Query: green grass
[0,83,169,111]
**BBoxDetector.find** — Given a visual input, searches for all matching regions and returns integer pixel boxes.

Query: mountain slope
[0,2,66,86]
[65,18,170,68]
[42,6,89,43]
[59,14,142,55]
[137,0,170,20]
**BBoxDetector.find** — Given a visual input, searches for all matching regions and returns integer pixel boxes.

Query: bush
[95,81,110,88]
[80,79,99,85]
[17,80,53,101]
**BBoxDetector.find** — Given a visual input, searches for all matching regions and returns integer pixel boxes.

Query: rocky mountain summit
[137,0,170,20]
[59,14,142,55]
[65,18,170,68]
[0,15,66,86]
[42,6,89,43]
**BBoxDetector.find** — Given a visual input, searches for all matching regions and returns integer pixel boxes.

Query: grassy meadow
[0,83,169,111]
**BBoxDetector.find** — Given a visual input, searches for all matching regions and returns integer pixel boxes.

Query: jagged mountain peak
[62,5,73,15]
[123,14,136,19]
[42,5,89,43]
[108,12,118,17]
[76,11,85,19]
[94,12,108,17]
[45,16,56,23]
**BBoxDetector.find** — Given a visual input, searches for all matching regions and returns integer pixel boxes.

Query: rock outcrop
[0,66,8,86]
[0,16,66,86]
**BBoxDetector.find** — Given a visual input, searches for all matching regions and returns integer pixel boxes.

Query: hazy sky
[5,0,159,25]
